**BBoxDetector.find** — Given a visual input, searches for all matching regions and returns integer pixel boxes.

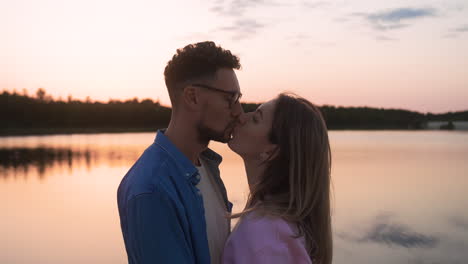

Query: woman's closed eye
[252,116,258,123]
[252,113,259,124]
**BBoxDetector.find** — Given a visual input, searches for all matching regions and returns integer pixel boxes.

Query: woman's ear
[259,152,269,162]
[260,145,279,162]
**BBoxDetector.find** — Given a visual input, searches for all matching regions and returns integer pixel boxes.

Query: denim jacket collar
[200,147,223,166]
[154,129,223,185]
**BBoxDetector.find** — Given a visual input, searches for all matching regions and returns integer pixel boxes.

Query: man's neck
[165,120,208,166]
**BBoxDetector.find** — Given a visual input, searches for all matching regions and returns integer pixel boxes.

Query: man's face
[196,68,244,143]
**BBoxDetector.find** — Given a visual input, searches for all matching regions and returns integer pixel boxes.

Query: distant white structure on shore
[425,121,468,130]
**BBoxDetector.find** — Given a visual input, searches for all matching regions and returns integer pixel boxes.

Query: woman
[223,93,332,264]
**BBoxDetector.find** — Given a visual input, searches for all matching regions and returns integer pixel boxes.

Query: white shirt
[196,160,230,264]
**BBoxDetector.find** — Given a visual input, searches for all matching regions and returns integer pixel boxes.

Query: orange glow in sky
[1,0,467,113]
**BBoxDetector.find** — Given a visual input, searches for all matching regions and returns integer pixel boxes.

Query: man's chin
[211,128,233,143]
[211,135,229,144]
[201,131,229,144]
[197,123,233,144]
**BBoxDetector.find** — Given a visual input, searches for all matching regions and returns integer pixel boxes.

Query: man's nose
[231,101,244,116]
[232,103,247,125]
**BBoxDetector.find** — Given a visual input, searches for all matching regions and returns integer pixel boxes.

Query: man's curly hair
[164,41,241,104]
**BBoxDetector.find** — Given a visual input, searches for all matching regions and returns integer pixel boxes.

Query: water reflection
[448,216,468,231]
[0,146,141,180]
[334,213,468,263]
[360,215,439,248]
[1,132,467,264]
[339,214,439,249]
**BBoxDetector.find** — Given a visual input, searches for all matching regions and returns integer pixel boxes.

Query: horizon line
[2,88,467,115]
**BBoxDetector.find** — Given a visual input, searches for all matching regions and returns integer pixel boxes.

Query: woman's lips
[229,127,238,141]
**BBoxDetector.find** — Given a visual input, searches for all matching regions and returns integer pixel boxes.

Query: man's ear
[182,85,199,110]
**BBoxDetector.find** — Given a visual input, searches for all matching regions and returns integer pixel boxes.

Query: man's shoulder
[118,143,183,202]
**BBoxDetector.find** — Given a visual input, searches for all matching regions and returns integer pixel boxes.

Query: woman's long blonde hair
[232,93,333,264]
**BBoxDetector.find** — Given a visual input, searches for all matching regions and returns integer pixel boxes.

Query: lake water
[1,131,467,264]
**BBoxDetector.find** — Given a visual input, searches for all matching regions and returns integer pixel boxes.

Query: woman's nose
[237,112,248,126]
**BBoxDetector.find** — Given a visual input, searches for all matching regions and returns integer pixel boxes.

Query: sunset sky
[1,0,467,113]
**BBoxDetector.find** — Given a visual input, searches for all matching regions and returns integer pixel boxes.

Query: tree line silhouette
[1,88,467,135]
[1,89,170,135]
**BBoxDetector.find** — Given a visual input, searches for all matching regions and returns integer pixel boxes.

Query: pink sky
[1,0,467,113]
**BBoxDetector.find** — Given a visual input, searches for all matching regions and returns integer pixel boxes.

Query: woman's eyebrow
[257,108,264,119]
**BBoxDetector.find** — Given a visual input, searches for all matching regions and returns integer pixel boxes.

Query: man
[117,41,245,264]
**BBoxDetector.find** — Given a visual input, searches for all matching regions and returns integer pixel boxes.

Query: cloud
[288,33,309,46]
[302,1,330,9]
[210,0,285,17]
[354,7,437,31]
[286,33,336,47]
[334,17,350,23]
[367,7,436,23]
[217,19,265,40]
[218,19,264,31]
[375,35,397,41]
[442,33,458,39]
[209,0,282,40]
[454,25,468,32]
[339,214,440,249]
[442,24,468,39]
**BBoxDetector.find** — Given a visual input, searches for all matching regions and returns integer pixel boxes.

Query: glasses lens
[231,93,241,107]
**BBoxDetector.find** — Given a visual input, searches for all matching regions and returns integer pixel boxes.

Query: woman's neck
[243,158,266,190]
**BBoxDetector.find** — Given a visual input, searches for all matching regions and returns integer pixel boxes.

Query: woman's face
[228,98,277,161]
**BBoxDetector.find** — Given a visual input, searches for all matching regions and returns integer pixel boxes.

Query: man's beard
[197,121,232,144]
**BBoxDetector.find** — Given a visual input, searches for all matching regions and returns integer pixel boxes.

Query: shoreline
[0,127,161,137]
[1,127,454,137]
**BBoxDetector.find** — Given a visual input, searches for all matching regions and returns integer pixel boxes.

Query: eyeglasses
[192,83,242,108]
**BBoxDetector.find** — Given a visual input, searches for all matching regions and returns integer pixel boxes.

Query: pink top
[222,212,312,264]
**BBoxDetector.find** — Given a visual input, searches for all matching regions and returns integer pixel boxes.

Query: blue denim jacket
[117,130,233,264]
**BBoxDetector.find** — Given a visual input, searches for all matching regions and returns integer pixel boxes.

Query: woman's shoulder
[223,211,311,263]
[230,211,302,250]
[239,211,295,235]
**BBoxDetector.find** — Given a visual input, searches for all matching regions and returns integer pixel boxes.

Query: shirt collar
[200,148,223,166]
[154,129,197,181]
[154,129,223,183]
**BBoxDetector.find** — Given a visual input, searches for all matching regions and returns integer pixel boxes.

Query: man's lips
[225,122,237,141]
